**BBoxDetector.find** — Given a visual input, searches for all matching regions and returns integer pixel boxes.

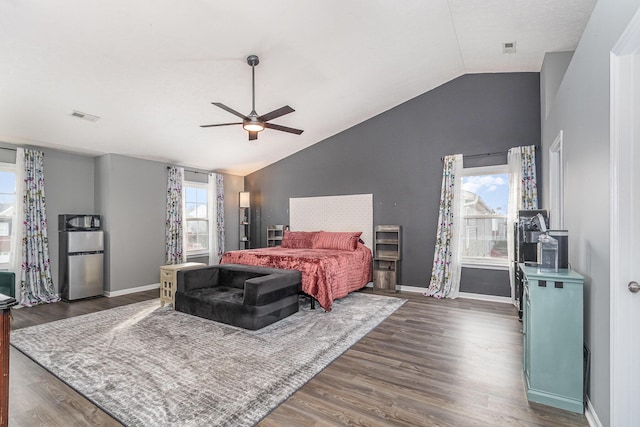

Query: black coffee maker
[514,210,548,319]
[518,210,548,264]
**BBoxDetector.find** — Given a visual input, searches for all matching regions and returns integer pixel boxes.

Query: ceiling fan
[200,55,304,141]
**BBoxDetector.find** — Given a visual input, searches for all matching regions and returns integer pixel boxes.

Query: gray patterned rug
[11,292,405,427]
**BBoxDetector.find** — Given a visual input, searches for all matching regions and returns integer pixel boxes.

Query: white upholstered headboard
[289,194,373,249]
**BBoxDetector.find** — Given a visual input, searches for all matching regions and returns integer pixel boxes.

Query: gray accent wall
[460,268,510,297]
[245,73,541,293]
[540,0,640,423]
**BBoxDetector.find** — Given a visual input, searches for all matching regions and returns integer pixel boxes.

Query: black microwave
[59,214,102,231]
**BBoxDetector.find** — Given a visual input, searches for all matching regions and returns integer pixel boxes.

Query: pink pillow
[280,231,319,249]
[313,231,362,251]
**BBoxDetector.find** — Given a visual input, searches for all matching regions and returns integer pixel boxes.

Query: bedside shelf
[373,225,401,292]
[267,225,288,247]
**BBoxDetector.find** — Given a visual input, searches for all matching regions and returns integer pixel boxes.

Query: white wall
[540,0,640,424]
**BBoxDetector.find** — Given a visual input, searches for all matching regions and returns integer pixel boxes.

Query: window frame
[460,163,510,270]
[0,162,17,270]
[183,181,209,257]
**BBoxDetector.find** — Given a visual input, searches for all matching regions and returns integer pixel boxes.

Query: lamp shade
[239,191,250,208]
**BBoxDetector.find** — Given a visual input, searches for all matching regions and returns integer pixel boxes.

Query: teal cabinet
[520,265,584,413]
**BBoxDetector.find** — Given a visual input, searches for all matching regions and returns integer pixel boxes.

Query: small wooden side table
[0,293,17,427]
[160,262,206,307]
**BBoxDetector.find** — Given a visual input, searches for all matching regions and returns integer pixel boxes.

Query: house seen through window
[0,164,16,267]
[461,165,509,266]
[184,183,208,255]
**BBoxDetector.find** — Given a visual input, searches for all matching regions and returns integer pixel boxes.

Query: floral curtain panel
[507,145,538,304]
[215,173,225,257]
[425,154,463,299]
[19,149,59,307]
[519,145,538,209]
[165,166,185,265]
[206,173,225,264]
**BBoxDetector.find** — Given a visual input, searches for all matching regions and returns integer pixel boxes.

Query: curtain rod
[0,147,17,152]
[440,145,538,161]
[166,166,211,175]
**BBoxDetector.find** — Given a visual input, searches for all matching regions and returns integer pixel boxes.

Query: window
[184,182,209,255]
[0,163,16,267]
[460,164,509,267]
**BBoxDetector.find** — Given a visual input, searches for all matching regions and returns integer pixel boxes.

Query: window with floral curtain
[425,154,463,299]
[19,149,59,307]
[165,166,185,265]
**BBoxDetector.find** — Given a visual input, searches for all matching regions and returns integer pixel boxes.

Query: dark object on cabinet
[514,210,548,319]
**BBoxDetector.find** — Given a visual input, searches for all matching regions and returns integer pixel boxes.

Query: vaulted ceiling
[0,1,595,175]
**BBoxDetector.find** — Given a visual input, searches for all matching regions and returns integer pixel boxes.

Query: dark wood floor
[8,290,588,426]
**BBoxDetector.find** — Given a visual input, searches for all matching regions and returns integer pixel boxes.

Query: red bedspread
[220,244,372,311]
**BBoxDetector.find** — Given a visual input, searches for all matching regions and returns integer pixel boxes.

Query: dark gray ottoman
[175,264,302,330]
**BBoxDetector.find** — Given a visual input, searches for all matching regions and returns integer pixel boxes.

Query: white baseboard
[364,283,425,294]
[366,283,511,302]
[457,292,512,304]
[585,397,603,427]
[104,283,159,298]
[396,284,429,293]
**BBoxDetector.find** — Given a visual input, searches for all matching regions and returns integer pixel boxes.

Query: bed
[221,194,374,311]
[220,241,372,311]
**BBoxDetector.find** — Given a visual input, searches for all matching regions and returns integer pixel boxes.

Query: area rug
[11,292,405,427]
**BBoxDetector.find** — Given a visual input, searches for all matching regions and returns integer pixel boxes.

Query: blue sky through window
[462,173,509,214]
[0,171,15,206]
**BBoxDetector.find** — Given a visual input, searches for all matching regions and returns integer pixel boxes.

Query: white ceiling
[0,0,595,176]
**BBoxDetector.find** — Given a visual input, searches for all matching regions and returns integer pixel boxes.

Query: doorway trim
[610,7,640,427]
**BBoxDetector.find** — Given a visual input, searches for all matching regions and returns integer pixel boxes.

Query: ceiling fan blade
[200,122,242,128]
[248,131,258,141]
[212,102,248,120]
[257,105,295,122]
[264,122,304,135]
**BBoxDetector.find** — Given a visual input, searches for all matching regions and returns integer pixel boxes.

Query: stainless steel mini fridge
[59,214,104,301]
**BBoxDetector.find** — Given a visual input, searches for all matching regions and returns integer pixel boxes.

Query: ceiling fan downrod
[247,55,259,116]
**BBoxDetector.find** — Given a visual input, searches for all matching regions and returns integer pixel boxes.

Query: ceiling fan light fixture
[243,119,265,132]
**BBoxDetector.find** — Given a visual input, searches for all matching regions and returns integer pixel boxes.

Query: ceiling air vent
[503,42,517,54]
[70,110,100,122]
